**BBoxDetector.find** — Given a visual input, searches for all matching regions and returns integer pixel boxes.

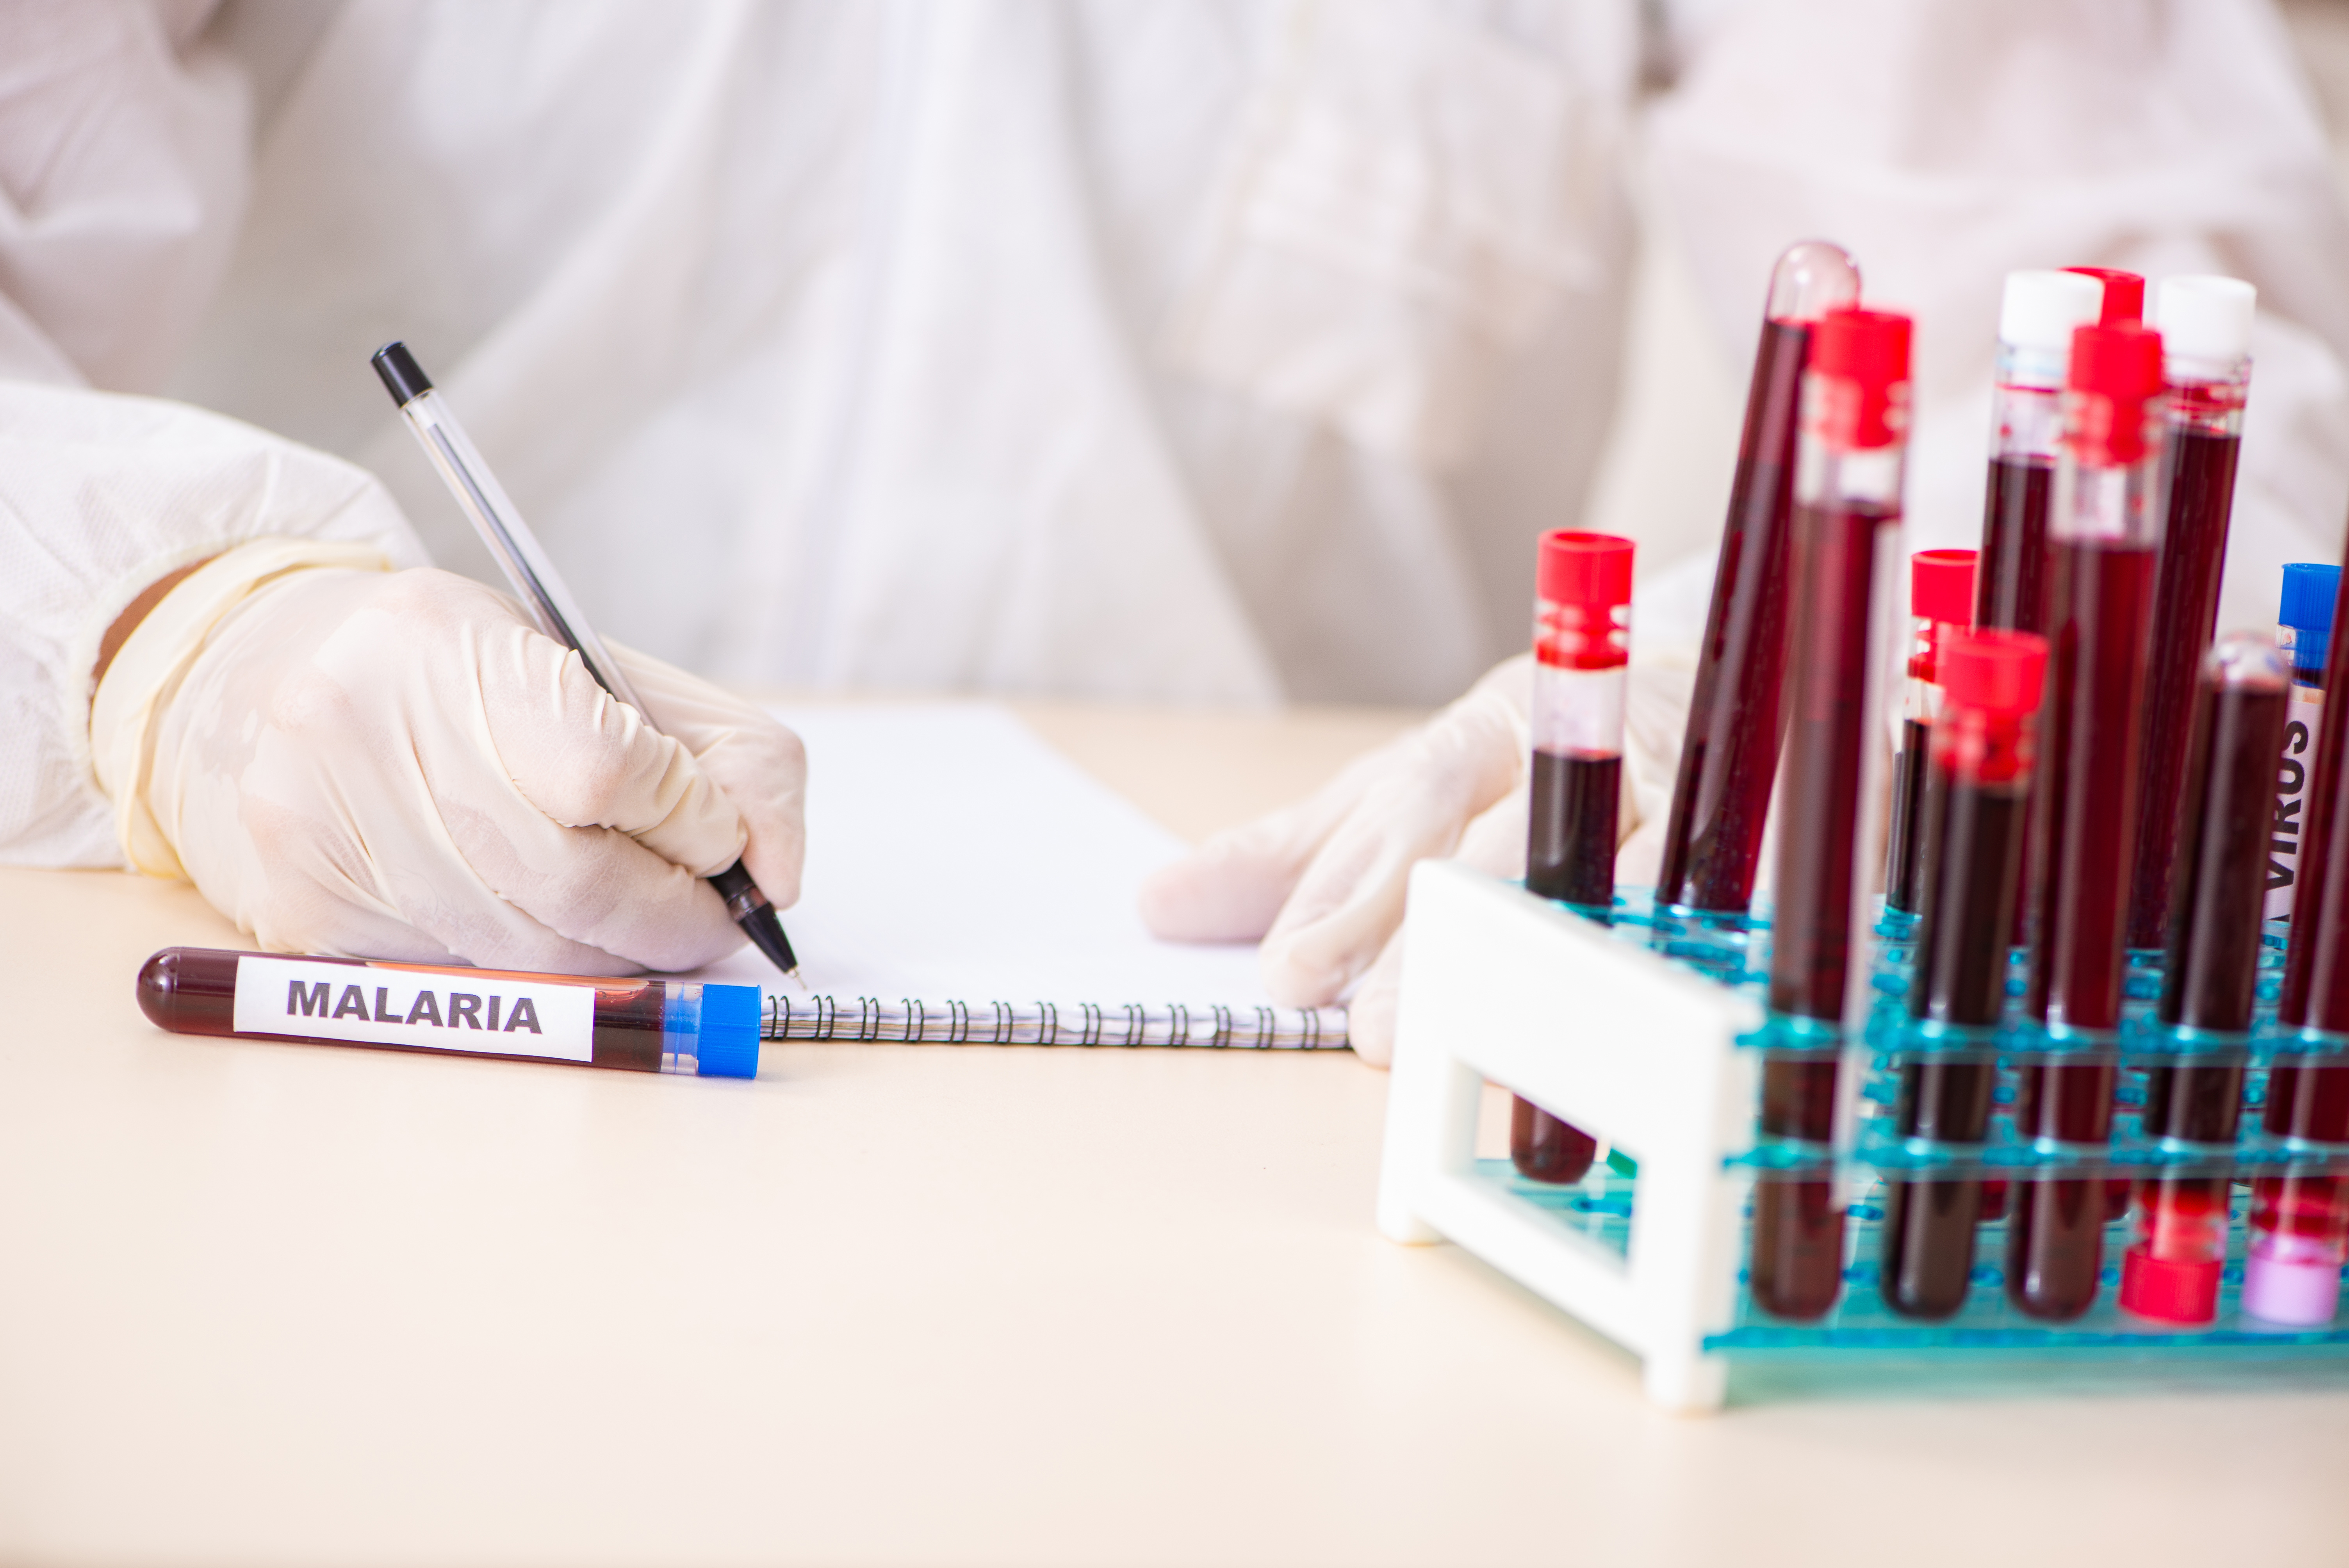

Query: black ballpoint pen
[371,341,804,984]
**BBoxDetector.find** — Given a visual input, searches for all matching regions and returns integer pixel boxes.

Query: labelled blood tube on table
[1748,306,1911,1321]
[1879,631,2047,1319]
[1656,241,1861,916]
[1512,531,1635,1185]
[135,946,762,1078]
[2120,634,2288,1324]
[2126,278,2258,953]
[1885,550,1978,918]
[2266,563,2339,921]
[2011,320,2168,1321]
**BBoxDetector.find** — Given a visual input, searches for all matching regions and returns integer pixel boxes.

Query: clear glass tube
[2010,326,2166,1323]
[1654,242,1860,915]
[2121,635,2284,1325]
[1750,308,1910,1324]
[2125,341,2255,951]
[1879,631,2045,1320]
[1516,533,1634,1185]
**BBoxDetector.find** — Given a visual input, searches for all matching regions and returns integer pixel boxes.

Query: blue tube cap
[2280,563,2340,673]
[697,984,762,1079]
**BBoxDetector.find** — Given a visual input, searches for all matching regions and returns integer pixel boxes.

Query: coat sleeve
[0,382,430,868]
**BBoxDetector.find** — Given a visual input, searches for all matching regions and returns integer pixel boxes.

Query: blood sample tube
[1885,549,1978,916]
[2281,561,2349,1024]
[135,947,763,1078]
[2119,634,2288,1324]
[1879,631,2047,1319]
[2126,278,2259,953]
[1747,307,1911,1321]
[1512,530,1634,1185]
[1976,271,2103,640]
[1977,273,2102,957]
[2011,321,2167,1321]
[2266,563,2339,921]
[2256,564,2349,1325]
[1656,241,1861,915]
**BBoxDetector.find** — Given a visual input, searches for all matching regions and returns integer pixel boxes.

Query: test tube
[2280,562,2349,1023]
[2126,278,2259,953]
[135,947,762,1078]
[1748,307,1912,1322]
[1512,530,1635,1185]
[2266,563,2339,921]
[1975,271,2103,639]
[2119,634,2287,1324]
[2011,321,2168,1321]
[1884,549,1978,916]
[1654,241,1861,915]
[2256,563,2349,1325]
[1879,630,2048,1319]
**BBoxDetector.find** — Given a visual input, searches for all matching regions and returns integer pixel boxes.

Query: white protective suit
[4,0,2348,1048]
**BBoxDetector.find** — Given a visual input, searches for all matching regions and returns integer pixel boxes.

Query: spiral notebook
[679,704,1348,1050]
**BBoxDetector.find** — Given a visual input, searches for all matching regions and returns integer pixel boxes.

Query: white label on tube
[2266,684,2326,921]
[231,957,597,1062]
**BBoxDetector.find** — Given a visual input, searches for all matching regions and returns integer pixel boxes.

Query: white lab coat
[169,0,1640,706]
[5,0,2348,875]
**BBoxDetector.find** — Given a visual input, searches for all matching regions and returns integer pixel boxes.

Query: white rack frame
[1376,861,1768,1412]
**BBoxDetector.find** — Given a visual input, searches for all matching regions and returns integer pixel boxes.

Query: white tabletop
[3,699,2345,1566]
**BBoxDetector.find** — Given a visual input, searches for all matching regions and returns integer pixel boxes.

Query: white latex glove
[1141,651,1690,1066]
[102,554,804,973]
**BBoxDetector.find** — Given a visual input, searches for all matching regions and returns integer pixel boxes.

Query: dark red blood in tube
[1655,319,1809,914]
[2126,428,2244,951]
[2026,540,2159,1032]
[1881,631,2042,1319]
[1977,457,2055,638]
[136,947,670,1073]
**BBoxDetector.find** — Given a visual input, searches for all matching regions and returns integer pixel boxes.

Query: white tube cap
[2153,275,2257,363]
[2000,270,2103,352]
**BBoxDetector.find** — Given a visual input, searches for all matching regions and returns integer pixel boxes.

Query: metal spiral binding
[760,994,1348,1049]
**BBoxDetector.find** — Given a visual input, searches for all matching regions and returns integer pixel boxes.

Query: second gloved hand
[1139,652,1688,1066]
[133,563,805,973]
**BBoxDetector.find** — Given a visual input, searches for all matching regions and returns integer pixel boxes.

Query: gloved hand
[1140,651,1690,1066]
[103,555,804,974]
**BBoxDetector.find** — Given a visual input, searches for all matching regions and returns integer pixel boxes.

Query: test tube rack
[1376,861,2349,1412]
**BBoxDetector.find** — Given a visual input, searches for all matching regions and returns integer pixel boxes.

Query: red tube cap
[1536,530,1634,611]
[1941,629,2047,715]
[2119,1245,2221,1325]
[1912,549,1977,626]
[2065,267,2146,326]
[1807,309,1912,450]
[2066,323,2165,465]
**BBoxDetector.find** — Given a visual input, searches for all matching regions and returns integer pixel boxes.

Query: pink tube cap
[2242,1248,2344,1327]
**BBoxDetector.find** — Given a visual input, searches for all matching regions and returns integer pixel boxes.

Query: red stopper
[2066,322,2165,466]
[1941,629,2047,716]
[1805,308,1912,450]
[1911,549,1977,626]
[2065,267,2146,326]
[2119,1246,2221,1325]
[1536,530,1634,611]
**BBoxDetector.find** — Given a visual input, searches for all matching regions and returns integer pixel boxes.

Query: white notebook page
[679,704,1274,1009]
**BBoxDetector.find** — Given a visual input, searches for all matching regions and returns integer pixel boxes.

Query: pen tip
[786,967,810,994]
